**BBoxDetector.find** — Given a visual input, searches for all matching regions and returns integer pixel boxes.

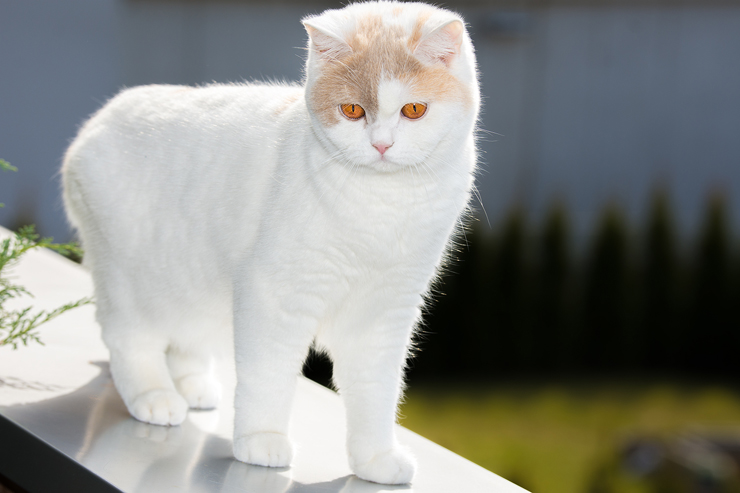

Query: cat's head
[302,2,479,172]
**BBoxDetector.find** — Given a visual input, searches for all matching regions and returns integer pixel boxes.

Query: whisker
[470,184,490,228]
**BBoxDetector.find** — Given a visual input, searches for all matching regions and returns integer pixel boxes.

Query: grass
[399,378,740,493]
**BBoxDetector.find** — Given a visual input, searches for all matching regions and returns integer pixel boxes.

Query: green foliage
[0,158,16,209]
[0,159,16,172]
[0,225,93,349]
[581,203,635,369]
[0,161,92,349]
[688,193,737,373]
[641,190,684,369]
[401,381,740,493]
[536,202,575,369]
[413,190,740,380]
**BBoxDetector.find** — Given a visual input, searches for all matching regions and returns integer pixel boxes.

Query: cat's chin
[365,161,400,174]
[358,156,419,174]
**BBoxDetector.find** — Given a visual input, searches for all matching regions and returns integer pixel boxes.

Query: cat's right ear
[303,21,353,62]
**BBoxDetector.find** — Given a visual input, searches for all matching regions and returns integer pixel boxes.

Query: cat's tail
[61,144,87,235]
[61,124,105,265]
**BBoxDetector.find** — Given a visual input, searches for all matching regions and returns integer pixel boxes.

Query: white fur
[62,1,479,485]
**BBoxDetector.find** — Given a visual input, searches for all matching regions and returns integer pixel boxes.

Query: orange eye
[401,102,427,120]
[340,103,365,120]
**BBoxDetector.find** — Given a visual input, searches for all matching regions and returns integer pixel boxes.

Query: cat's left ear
[413,19,464,68]
[303,21,353,62]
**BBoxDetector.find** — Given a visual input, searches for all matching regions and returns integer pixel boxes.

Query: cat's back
[66,83,304,164]
[63,82,304,226]
[62,82,306,272]
[96,83,302,126]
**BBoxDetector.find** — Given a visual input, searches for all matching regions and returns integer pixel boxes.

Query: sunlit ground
[399,379,740,493]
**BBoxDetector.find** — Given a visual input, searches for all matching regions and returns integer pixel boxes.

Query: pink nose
[373,143,392,155]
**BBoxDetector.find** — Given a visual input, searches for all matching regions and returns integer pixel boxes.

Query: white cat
[62,1,479,485]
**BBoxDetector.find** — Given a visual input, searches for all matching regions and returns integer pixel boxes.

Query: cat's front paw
[349,447,416,485]
[175,374,222,409]
[129,389,188,426]
[233,432,293,468]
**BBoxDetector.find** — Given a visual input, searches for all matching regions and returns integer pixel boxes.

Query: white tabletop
[0,227,527,493]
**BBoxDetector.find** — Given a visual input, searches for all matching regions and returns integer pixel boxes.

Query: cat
[61,1,480,485]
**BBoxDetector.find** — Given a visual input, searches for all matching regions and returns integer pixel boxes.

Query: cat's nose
[373,142,393,155]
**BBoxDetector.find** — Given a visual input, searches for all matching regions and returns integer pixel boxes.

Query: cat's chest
[309,177,458,269]
[263,154,468,281]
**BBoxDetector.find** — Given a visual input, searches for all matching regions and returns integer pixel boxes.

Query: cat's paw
[175,374,222,409]
[129,389,188,426]
[349,447,416,485]
[233,432,293,468]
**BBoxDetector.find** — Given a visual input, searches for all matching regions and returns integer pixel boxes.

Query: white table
[0,227,527,493]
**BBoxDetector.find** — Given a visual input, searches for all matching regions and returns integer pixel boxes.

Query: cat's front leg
[232,283,318,468]
[327,306,418,485]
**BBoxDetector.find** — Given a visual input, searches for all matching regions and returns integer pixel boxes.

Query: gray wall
[0,0,120,241]
[469,6,740,239]
[1,1,739,243]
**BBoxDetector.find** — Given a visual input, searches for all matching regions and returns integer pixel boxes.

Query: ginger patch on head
[308,12,470,127]
[407,12,431,52]
[402,64,469,108]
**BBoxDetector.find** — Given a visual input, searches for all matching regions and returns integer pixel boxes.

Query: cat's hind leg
[78,214,190,426]
[167,346,222,410]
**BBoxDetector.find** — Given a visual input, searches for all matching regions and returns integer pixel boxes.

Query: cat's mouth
[373,151,395,165]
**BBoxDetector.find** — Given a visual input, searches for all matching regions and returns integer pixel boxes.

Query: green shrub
[0,161,92,349]
[408,190,740,382]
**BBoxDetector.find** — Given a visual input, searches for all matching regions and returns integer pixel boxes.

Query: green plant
[405,189,740,382]
[0,158,16,209]
[0,161,93,349]
[0,158,16,172]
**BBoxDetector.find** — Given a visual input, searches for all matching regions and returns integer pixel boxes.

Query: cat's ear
[303,21,353,62]
[413,19,464,68]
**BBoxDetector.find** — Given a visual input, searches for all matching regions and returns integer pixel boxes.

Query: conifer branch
[0,161,93,349]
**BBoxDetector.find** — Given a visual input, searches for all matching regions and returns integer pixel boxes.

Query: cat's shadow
[3,361,413,492]
[194,436,412,492]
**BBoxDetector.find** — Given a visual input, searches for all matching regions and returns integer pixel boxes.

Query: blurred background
[2,0,740,491]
